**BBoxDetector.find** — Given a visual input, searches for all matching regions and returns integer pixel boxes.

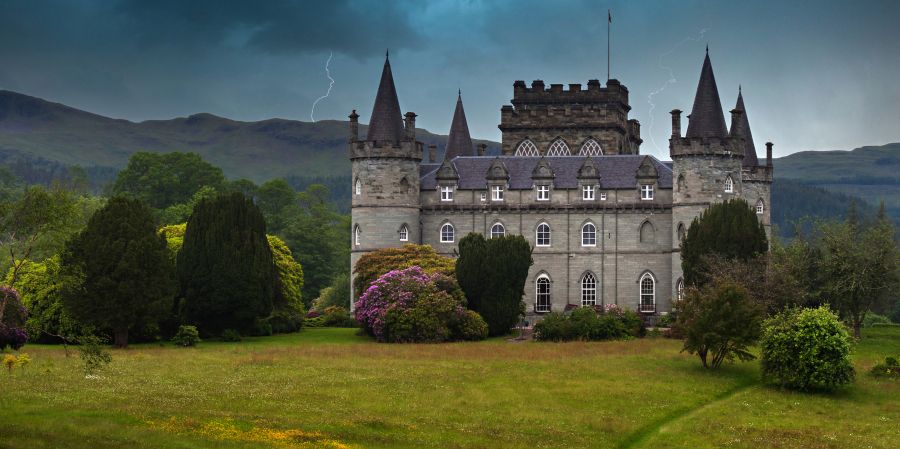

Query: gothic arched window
[676,278,685,301]
[581,273,597,306]
[490,223,506,239]
[580,139,603,156]
[536,274,551,312]
[536,223,551,247]
[724,175,734,193]
[756,199,765,215]
[515,139,539,156]
[582,222,597,246]
[640,221,655,243]
[639,273,655,313]
[677,174,686,192]
[354,225,361,246]
[399,225,409,242]
[355,178,362,195]
[677,223,686,242]
[547,139,571,156]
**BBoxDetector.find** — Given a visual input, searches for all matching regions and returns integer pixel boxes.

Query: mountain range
[1,89,897,232]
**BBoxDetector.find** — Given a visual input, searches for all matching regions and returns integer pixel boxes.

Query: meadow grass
[1,327,897,449]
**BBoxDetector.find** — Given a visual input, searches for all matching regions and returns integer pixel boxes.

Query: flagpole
[607,9,611,81]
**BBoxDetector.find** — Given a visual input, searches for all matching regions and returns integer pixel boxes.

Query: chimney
[477,143,486,156]
[670,109,682,138]
[404,112,417,140]
[428,144,436,163]
[349,110,359,142]
[766,142,773,166]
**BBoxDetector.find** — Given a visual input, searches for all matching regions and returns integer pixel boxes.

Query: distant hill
[0,90,499,183]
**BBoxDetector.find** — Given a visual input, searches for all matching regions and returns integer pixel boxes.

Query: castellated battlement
[512,79,630,108]
[349,139,423,161]
[742,165,773,183]
[669,137,744,158]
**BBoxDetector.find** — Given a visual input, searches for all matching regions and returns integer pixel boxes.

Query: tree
[5,256,84,346]
[456,233,533,336]
[111,152,225,210]
[267,235,306,333]
[313,273,351,311]
[677,280,763,369]
[819,216,897,338]
[681,198,768,287]
[353,244,456,300]
[60,197,175,348]
[0,186,79,324]
[257,179,298,235]
[760,306,854,391]
[177,192,275,336]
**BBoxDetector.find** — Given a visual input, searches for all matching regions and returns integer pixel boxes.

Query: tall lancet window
[515,139,539,156]
[547,139,571,156]
[724,175,734,193]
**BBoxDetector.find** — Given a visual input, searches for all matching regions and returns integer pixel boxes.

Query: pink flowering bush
[0,286,28,351]
[354,266,487,343]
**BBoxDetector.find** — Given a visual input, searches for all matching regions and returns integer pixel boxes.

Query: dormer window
[582,185,595,201]
[537,185,550,201]
[440,186,454,202]
[724,176,734,193]
[492,185,504,201]
[641,185,654,200]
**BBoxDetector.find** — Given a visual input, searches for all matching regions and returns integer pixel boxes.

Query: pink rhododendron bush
[354,266,487,343]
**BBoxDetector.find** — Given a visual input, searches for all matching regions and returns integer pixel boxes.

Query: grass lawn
[1,327,898,449]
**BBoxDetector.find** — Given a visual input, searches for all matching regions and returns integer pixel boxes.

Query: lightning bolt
[646,28,708,152]
[310,51,335,123]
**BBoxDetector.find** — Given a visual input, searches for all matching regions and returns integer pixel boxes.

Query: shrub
[353,245,456,300]
[862,313,892,327]
[303,316,325,328]
[0,286,28,351]
[533,313,572,342]
[760,306,855,391]
[452,310,489,341]
[354,266,486,343]
[870,356,899,378]
[677,281,763,369]
[78,335,112,376]
[656,313,676,328]
[321,306,357,328]
[220,329,242,342]
[172,325,201,347]
[314,273,351,311]
[3,354,16,374]
[533,306,638,342]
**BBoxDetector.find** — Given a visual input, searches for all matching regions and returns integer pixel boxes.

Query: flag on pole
[608,9,612,23]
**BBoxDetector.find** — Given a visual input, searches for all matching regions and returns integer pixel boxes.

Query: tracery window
[536,275,551,312]
[399,225,409,242]
[580,139,603,156]
[515,139,539,156]
[639,273,655,313]
[724,175,734,193]
[581,273,597,306]
[546,139,571,156]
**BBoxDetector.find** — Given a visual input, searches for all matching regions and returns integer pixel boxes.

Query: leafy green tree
[177,192,275,336]
[267,235,306,333]
[60,197,175,348]
[5,256,84,346]
[760,306,854,391]
[111,152,225,210]
[257,179,298,235]
[456,234,533,336]
[158,185,218,225]
[681,198,769,287]
[677,280,763,369]
[314,273,351,311]
[819,215,897,338]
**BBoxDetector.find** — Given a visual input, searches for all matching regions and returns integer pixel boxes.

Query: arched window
[515,139,539,156]
[440,223,455,243]
[399,225,409,242]
[536,275,551,312]
[580,139,603,156]
[677,223,686,242]
[581,273,597,306]
[355,178,362,195]
[724,175,734,193]
[354,225,361,246]
[581,222,597,246]
[640,221,655,243]
[756,199,764,215]
[676,278,685,301]
[490,223,506,239]
[536,223,551,246]
[639,273,655,313]
[546,138,571,156]
[677,174,686,192]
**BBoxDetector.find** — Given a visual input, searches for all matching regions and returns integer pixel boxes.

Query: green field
[1,327,898,449]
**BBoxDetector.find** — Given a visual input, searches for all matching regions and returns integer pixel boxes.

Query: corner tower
[669,50,745,295]
[349,53,423,308]
[731,87,774,237]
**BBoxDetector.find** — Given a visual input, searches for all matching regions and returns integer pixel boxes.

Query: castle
[349,50,773,319]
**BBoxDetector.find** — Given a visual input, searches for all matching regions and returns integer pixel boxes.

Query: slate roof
[421,155,673,190]
[685,52,729,139]
[366,53,405,142]
[443,92,474,160]
[730,89,759,167]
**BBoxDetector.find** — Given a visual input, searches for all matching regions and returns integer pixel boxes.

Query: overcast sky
[1,0,898,159]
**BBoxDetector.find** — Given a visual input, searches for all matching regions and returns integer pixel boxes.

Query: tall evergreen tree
[681,198,769,287]
[177,192,275,335]
[456,233,532,336]
[60,197,175,348]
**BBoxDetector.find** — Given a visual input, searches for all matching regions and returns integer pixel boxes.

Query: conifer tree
[177,192,275,335]
[681,198,768,287]
[61,197,175,348]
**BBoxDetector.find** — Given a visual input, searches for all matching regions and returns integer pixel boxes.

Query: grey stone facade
[349,52,773,322]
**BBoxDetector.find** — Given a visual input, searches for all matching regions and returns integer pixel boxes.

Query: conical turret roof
[685,51,728,139]
[366,52,404,142]
[731,88,759,167]
[443,91,474,160]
